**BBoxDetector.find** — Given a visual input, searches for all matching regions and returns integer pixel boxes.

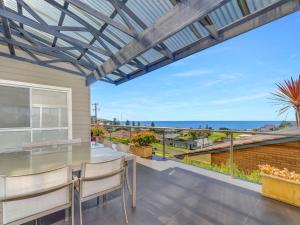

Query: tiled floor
[33,163,300,225]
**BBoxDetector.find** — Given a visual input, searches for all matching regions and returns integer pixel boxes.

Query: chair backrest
[115,143,129,153]
[0,167,72,225]
[80,157,124,200]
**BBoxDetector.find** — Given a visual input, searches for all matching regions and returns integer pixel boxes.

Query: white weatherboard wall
[0,46,90,144]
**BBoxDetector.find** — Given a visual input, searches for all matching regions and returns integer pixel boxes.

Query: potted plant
[129,131,158,157]
[259,164,300,207]
[91,126,106,143]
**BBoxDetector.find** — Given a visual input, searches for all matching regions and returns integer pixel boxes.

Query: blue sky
[91,11,300,122]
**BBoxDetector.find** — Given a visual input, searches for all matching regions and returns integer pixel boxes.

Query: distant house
[176,131,300,173]
[257,125,277,132]
[164,133,213,150]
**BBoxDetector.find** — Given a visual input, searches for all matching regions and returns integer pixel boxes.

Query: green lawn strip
[208,132,241,143]
[107,137,129,144]
[153,150,174,158]
[151,143,193,153]
[182,156,261,183]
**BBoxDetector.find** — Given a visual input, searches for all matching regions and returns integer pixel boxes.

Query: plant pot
[129,145,153,158]
[261,173,300,207]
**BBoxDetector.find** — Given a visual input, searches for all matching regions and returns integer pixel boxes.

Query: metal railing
[96,124,300,182]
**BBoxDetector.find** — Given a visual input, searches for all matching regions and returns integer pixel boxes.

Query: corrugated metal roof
[0,0,294,85]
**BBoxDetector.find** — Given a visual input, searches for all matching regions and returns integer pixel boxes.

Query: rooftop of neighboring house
[176,127,300,159]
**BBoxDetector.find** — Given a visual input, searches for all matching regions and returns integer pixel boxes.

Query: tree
[132,121,135,126]
[150,121,155,127]
[188,130,200,140]
[219,127,230,139]
[125,120,130,126]
[272,75,300,128]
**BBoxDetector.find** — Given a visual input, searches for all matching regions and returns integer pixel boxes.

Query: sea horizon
[119,120,294,130]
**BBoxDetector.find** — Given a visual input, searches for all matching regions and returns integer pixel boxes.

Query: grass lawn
[208,132,241,143]
[153,150,174,158]
[151,143,193,153]
[182,156,261,183]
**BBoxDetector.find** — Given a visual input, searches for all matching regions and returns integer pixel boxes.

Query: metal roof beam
[111,0,147,30]
[52,1,69,47]
[237,0,251,16]
[16,2,23,29]
[86,0,229,85]
[0,7,109,56]
[44,0,113,57]
[108,0,137,35]
[0,35,96,70]
[16,0,47,24]
[0,0,15,55]
[64,0,137,38]
[169,0,202,39]
[114,0,300,85]
[77,11,118,60]
[200,16,219,40]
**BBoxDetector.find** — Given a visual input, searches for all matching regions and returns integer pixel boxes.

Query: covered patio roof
[0,0,299,86]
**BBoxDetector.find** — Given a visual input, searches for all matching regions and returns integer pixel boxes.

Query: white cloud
[212,93,268,105]
[172,69,214,77]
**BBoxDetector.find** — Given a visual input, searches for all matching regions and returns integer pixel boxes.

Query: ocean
[125,121,284,130]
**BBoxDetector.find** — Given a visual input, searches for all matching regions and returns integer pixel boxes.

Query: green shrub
[182,156,261,183]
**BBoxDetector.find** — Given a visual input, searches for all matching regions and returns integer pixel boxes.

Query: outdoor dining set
[0,141,136,225]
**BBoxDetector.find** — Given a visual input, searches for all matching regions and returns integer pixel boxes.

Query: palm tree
[272,75,300,128]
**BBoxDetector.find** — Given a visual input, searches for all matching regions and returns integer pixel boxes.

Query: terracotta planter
[261,173,300,207]
[129,145,153,158]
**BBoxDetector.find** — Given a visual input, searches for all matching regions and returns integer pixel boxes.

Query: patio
[32,162,300,225]
[1,1,300,224]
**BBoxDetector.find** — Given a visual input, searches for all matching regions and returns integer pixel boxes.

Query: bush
[259,164,300,182]
[183,156,261,183]
[130,131,159,146]
[91,126,106,137]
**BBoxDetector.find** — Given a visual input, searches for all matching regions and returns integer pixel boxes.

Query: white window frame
[0,79,72,141]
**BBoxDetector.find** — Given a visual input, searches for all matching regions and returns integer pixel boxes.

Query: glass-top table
[0,142,136,207]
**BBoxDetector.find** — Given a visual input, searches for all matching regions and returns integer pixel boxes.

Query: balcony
[32,160,300,225]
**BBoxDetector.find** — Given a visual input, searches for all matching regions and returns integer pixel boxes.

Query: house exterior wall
[0,53,90,142]
[211,141,300,173]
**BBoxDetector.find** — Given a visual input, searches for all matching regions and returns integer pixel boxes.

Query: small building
[176,132,300,173]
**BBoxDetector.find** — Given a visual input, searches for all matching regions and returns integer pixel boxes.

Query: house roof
[176,129,300,159]
[0,0,299,85]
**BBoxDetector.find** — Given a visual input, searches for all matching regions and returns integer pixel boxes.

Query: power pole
[92,103,99,124]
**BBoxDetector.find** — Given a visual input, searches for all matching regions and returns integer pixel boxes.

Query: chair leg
[71,186,75,225]
[121,187,128,224]
[79,200,83,225]
[97,196,100,206]
[125,166,132,196]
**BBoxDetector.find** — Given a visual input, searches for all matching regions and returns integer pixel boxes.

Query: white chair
[0,166,74,225]
[76,157,128,225]
[115,143,132,195]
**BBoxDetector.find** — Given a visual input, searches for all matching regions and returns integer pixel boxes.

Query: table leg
[131,156,136,208]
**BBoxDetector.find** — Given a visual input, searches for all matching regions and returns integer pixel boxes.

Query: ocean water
[127,121,283,130]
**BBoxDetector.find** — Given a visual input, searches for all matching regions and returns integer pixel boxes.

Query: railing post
[129,127,132,138]
[162,129,166,160]
[230,132,234,178]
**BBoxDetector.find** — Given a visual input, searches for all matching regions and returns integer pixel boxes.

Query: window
[0,85,30,128]
[0,80,72,149]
